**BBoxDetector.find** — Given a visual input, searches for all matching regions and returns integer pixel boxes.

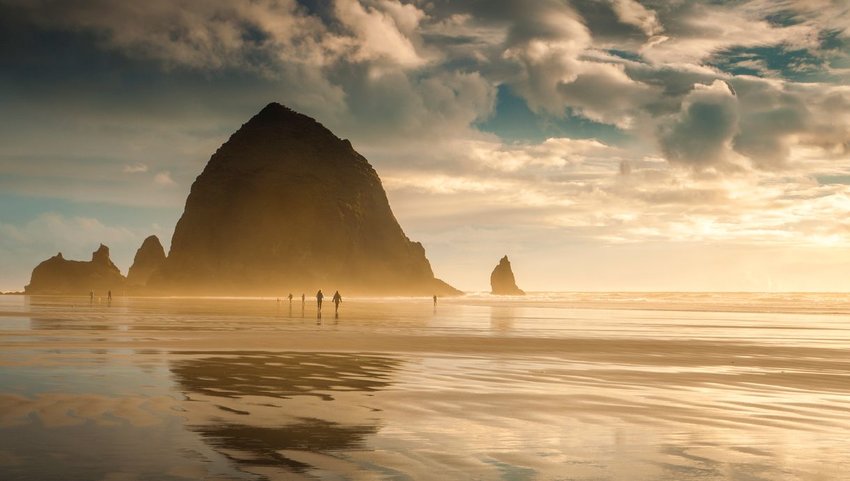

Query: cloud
[0,213,135,254]
[498,2,592,116]
[639,2,821,65]
[5,0,845,173]
[381,130,850,261]
[123,163,148,173]
[659,80,742,171]
[334,0,428,68]
[153,171,176,187]
[383,174,513,195]
[609,0,663,37]
[3,0,333,70]
[555,62,659,128]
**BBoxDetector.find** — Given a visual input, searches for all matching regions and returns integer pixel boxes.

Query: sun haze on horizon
[2,1,850,293]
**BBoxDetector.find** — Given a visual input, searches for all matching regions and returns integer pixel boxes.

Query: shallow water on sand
[1,293,850,480]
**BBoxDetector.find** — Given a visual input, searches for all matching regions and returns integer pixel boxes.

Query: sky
[1,0,850,292]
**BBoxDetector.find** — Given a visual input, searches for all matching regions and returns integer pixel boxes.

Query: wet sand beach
[1,293,849,480]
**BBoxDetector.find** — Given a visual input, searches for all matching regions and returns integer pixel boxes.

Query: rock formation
[25,244,125,295]
[149,102,460,296]
[490,255,525,295]
[126,235,166,287]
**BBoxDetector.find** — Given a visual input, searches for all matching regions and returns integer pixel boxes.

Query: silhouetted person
[89,291,94,304]
[433,295,437,306]
[316,290,324,311]
[301,293,305,317]
[107,290,112,306]
[333,291,342,316]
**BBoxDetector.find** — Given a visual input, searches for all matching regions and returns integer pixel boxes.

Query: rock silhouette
[149,102,460,296]
[490,255,525,295]
[25,244,125,295]
[126,235,166,287]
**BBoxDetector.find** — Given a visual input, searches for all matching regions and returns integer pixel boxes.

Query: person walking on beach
[89,291,94,304]
[332,291,342,315]
[316,290,324,311]
[107,290,112,306]
[433,295,437,307]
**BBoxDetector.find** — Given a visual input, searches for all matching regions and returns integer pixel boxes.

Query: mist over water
[1,293,849,480]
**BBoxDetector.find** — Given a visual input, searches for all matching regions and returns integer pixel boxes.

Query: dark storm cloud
[659,80,740,170]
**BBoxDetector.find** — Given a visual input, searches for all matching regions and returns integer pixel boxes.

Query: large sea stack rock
[490,255,525,295]
[149,102,460,296]
[25,244,125,295]
[127,235,166,287]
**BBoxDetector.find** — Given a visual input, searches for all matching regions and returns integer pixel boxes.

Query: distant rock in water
[25,244,125,295]
[127,235,166,287]
[149,102,460,296]
[490,255,525,295]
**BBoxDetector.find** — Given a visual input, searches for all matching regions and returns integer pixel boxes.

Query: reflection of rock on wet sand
[170,352,400,476]
[490,306,515,332]
[192,419,376,474]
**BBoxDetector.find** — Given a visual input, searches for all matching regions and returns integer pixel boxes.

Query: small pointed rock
[490,255,525,295]
[127,235,166,287]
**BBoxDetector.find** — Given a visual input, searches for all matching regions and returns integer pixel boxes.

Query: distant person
[89,291,94,304]
[107,290,112,306]
[288,293,293,308]
[301,293,305,316]
[333,291,342,315]
[316,290,324,311]
[433,295,437,306]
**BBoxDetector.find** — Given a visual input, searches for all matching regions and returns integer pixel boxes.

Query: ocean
[0,293,848,480]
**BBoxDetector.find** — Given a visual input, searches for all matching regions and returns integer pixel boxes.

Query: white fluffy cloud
[334,0,428,68]
[610,0,663,37]
[123,163,148,174]
[153,171,176,187]
[639,2,821,64]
